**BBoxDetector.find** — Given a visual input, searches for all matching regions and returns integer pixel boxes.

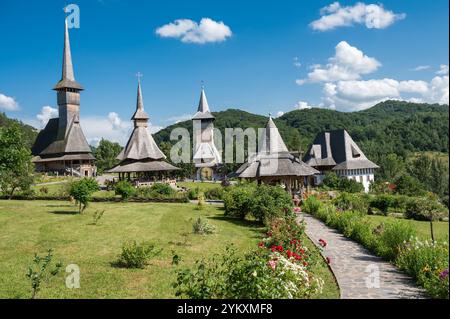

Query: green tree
[93,139,122,174]
[394,174,426,196]
[0,123,35,198]
[377,153,405,181]
[69,178,100,213]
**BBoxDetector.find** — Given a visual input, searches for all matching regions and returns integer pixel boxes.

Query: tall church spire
[131,76,150,122]
[54,17,83,90]
[192,87,215,120]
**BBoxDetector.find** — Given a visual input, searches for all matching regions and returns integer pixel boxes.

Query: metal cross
[136,72,143,81]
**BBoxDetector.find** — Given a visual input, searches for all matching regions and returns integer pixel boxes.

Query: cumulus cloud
[0,93,19,111]
[310,2,406,31]
[276,111,285,117]
[297,41,381,84]
[156,18,232,44]
[323,78,449,111]
[36,106,58,127]
[436,64,449,75]
[294,101,314,110]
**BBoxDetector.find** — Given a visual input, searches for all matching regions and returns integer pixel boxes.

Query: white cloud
[294,101,313,110]
[322,78,449,111]
[0,93,19,111]
[166,113,193,124]
[156,18,232,44]
[276,111,284,117]
[412,65,430,71]
[310,2,406,31]
[436,64,449,75]
[297,41,381,84]
[36,106,58,128]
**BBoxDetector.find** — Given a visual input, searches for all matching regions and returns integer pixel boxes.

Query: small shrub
[204,187,223,200]
[375,221,416,260]
[196,192,206,210]
[192,217,215,235]
[302,196,322,215]
[26,249,63,299]
[116,241,162,269]
[223,183,256,219]
[91,210,105,225]
[332,192,369,212]
[251,184,293,224]
[187,187,199,200]
[150,183,174,196]
[39,186,49,194]
[404,196,448,221]
[114,180,136,201]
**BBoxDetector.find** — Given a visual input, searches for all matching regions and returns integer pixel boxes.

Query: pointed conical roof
[53,18,83,90]
[131,79,149,120]
[116,82,165,161]
[259,116,289,154]
[192,88,215,120]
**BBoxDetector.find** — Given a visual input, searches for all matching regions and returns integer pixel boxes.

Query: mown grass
[0,200,338,298]
[177,181,222,193]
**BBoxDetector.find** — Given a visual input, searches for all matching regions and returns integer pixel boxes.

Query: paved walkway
[298,213,427,299]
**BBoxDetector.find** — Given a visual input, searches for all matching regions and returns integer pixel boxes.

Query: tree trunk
[8,187,16,200]
[430,219,435,242]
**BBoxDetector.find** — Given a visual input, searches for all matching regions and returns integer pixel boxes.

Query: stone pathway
[298,213,427,299]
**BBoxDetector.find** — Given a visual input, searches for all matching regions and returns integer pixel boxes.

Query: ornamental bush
[114,180,136,201]
[302,196,322,215]
[223,183,256,219]
[404,196,448,221]
[116,240,162,269]
[192,217,215,235]
[251,184,293,223]
[150,183,174,196]
[332,192,369,213]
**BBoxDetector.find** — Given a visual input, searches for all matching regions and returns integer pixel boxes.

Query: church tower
[31,17,95,177]
[192,87,222,180]
[54,19,84,140]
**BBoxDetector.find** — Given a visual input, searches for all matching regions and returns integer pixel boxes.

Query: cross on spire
[201,80,205,90]
[136,72,143,82]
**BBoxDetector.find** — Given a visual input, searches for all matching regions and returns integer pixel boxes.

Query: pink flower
[268,260,277,270]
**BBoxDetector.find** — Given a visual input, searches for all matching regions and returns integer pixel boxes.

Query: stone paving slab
[298,213,427,299]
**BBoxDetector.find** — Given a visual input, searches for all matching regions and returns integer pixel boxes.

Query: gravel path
[298,213,427,299]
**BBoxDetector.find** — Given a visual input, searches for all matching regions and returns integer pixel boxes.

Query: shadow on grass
[207,215,264,230]
[45,204,73,208]
[49,210,79,215]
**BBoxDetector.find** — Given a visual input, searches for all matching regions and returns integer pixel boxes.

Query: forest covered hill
[154,100,449,163]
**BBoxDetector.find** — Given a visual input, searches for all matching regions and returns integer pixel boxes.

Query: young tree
[377,153,405,181]
[93,139,122,174]
[0,123,35,198]
[69,178,100,213]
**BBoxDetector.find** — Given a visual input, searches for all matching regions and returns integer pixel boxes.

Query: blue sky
[0,0,448,145]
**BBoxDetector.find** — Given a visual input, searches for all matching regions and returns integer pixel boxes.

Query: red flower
[271,245,277,252]
[277,245,283,252]
[258,242,265,248]
[267,231,273,237]
[319,239,327,248]
[326,257,331,264]
[303,261,308,267]
[286,250,294,258]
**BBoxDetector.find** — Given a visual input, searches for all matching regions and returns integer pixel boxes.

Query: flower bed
[173,209,325,299]
[302,195,449,299]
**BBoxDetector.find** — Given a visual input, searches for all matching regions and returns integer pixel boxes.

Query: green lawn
[367,215,449,242]
[0,200,338,298]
